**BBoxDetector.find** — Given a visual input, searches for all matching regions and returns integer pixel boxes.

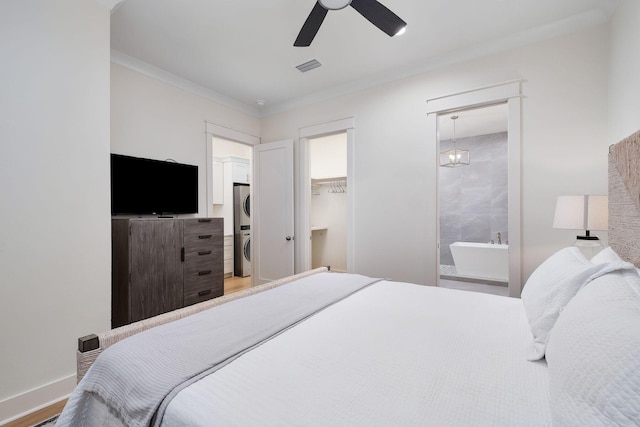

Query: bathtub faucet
[497,232,502,245]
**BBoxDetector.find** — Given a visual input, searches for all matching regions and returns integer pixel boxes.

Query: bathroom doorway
[437,104,509,296]
[427,80,522,297]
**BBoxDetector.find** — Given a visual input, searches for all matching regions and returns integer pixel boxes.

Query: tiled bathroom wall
[439,132,508,266]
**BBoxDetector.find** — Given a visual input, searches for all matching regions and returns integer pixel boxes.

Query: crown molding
[94,0,126,11]
[110,50,261,118]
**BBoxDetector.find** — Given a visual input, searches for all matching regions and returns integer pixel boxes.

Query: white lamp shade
[552,195,608,231]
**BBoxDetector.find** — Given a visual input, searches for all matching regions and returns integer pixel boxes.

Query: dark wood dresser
[111,217,223,328]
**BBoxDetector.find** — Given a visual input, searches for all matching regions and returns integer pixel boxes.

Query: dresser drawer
[183,272,223,306]
[183,218,223,237]
[184,250,218,273]
[184,233,222,253]
[183,219,222,251]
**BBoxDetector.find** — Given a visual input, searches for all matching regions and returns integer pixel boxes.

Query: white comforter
[162,281,550,426]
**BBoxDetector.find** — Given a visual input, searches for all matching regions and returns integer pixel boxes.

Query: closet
[309,133,348,272]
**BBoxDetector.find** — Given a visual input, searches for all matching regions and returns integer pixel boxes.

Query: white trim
[506,97,523,297]
[427,113,439,282]
[428,81,523,297]
[426,80,524,104]
[426,80,523,114]
[297,138,311,274]
[299,117,356,138]
[298,118,356,274]
[111,50,261,118]
[205,122,260,146]
[0,375,75,425]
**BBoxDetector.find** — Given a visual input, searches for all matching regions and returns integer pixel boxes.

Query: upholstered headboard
[608,129,640,268]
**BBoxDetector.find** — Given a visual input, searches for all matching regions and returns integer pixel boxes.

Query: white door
[252,140,295,285]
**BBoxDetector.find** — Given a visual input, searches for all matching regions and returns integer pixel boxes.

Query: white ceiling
[111,0,618,117]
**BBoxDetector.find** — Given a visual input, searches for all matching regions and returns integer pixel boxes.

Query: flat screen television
[111,153,198,215]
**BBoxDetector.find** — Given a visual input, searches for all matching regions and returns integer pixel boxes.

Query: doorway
[298,117,355,274]
[210,134,254,294]
[309,133,348,272]
[437,104,509,297]
[426,80,522,297]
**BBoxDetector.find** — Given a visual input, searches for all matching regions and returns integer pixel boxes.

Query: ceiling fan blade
[349,0,406,37]
[294,2,329,47]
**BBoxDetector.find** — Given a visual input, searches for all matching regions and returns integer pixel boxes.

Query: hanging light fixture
[440,115,470,167]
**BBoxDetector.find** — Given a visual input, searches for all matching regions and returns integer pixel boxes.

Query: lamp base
[576,235,600,241]
[573,238,604,259]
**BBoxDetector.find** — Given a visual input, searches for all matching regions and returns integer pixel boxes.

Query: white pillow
[592,246,640,276]
[545,268,640,425]
[591,246,622,264]
[521,247,633,360]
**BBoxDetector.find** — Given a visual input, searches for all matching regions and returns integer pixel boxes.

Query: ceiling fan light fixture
[318,0,352,10]
[394,26,406,36]
[295,0,407,47]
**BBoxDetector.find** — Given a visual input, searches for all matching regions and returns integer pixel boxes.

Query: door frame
[426,80,523,297]
[204,122,260,217]
[298,117,356,274]
[204,122,260,283]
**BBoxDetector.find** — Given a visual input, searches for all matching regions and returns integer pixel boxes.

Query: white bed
[61,276,551,426]
[162,280,550,427]
[57,131,640,426]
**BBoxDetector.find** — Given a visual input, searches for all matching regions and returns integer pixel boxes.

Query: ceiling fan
[294,0,407,47]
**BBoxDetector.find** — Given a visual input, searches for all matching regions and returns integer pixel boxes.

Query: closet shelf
[311,176,346,184]
[311,226,328,231]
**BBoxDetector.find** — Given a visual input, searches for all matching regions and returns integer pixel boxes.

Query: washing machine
[235,226,251,277]
[234,184,251,277]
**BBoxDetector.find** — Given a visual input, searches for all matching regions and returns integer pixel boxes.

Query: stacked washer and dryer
[233,184,251,277]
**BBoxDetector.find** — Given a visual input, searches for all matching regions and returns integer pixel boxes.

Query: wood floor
[224,275,252,294]
[8,275,253,427]
[4,399,66,427]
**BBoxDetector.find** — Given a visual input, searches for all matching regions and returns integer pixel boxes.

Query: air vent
[296,59,322,73]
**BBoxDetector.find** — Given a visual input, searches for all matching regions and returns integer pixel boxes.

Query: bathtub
[449,242,509,282]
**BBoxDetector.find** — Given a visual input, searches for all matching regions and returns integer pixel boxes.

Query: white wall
[111,64,261,219]
[310,134,348,179]
[0,0,111,421]
[608,0,640,143]
[213,137,253,159]
[262,25,611,285]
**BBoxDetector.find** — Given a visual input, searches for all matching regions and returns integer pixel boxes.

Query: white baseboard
[0,375,75,425]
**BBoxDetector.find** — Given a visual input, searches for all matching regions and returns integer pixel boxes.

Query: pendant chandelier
[439,115,470,167]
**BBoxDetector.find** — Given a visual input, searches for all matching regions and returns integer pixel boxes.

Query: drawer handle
[198,219,212,223]
[198,270,212,276]
[198,289,212,296]
[198,250,212,256]
[198,234,212,239]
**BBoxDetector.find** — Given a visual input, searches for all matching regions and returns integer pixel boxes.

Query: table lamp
[552,195,608,258]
